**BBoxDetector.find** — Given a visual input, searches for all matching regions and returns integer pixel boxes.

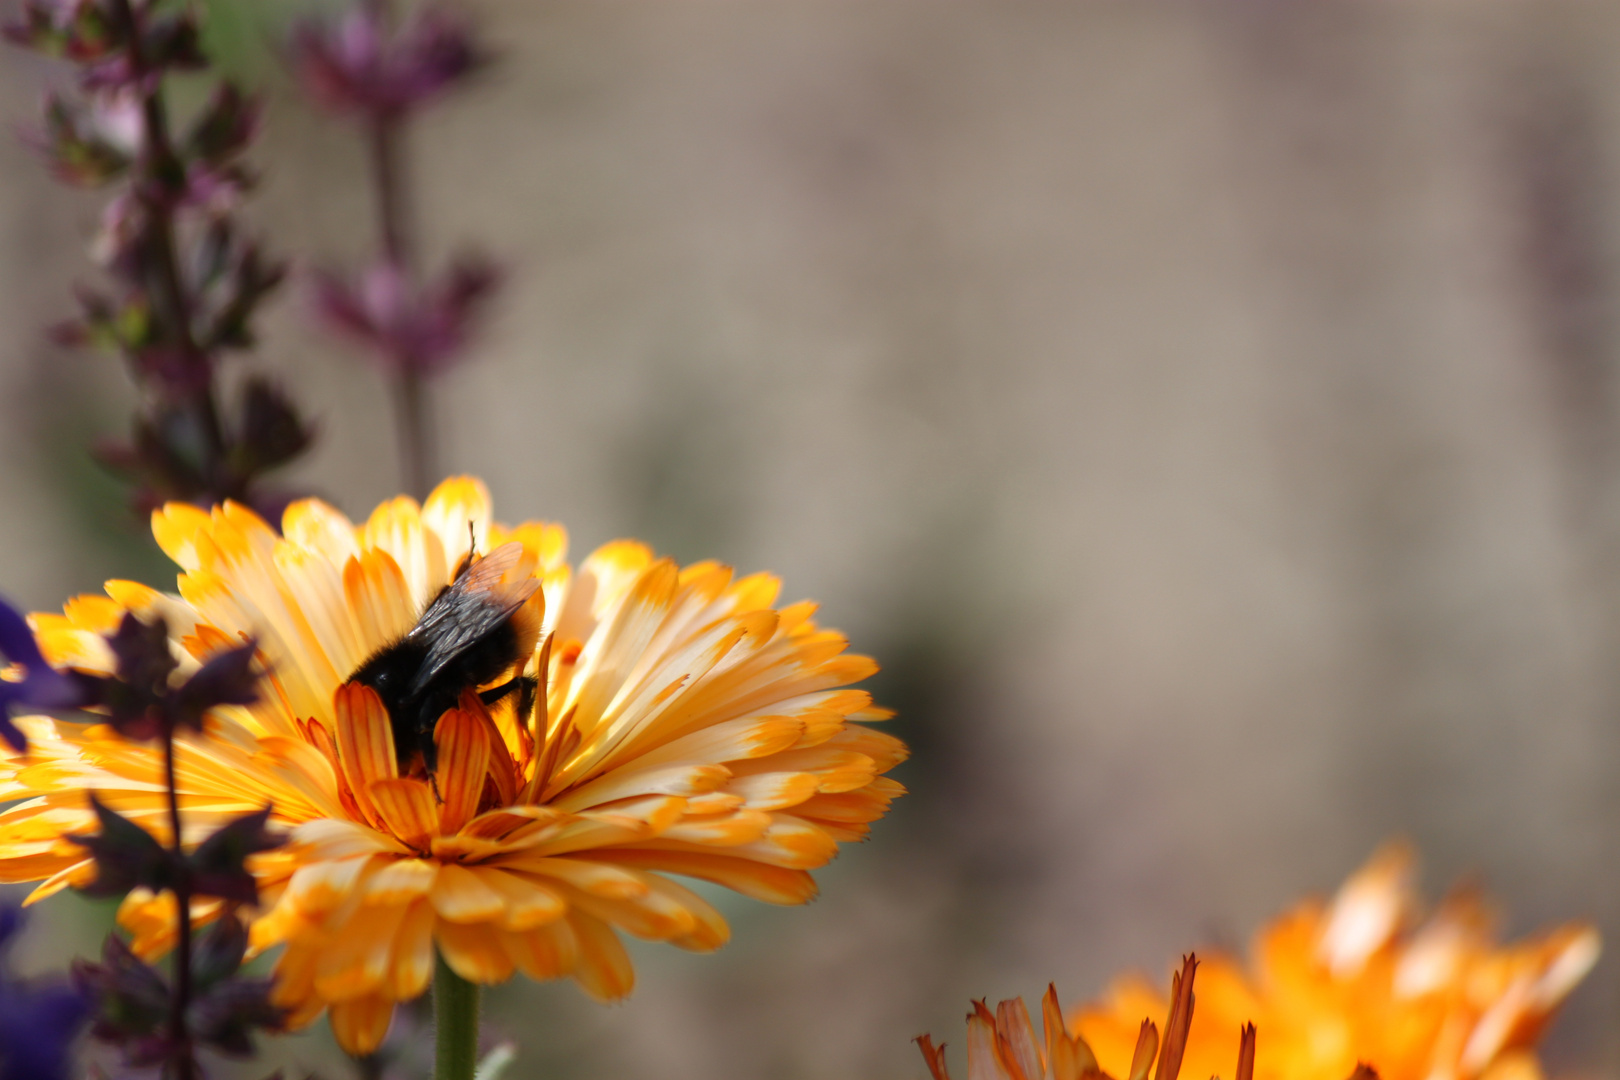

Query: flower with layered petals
[0,477,905,1053]
[1075,845,1599,1080]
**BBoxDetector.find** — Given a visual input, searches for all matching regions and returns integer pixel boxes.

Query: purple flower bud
[87,188,147,270]
[28,88,140,187]
[289,0,482,118]
[2,0,122,66]
[312,255,499,376]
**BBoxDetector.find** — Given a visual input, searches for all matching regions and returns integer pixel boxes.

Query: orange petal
[387,898,438,1000]
[435,705,492,836]
[567,911,634,1002]
[333,683,398,828]
[363,858,439,906]
[966,1001,1018,1080]
[519,857,648,900]
[343,549,416,656]
[281,498,360,570]
[436,918,516,984]
[368,779,438,850]
[328,994,395,1056]
[916,1034,952,1080]
[996,997,1043,1080]
[588,848,818,905]
[482,869,568,930]
[430,864,506,924]
[500,919,579,982]
[314,901,411,1001]
[284,856,372,920]
[645,873,729,952]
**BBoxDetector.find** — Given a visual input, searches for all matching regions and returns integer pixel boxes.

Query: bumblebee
[349,540,542,777]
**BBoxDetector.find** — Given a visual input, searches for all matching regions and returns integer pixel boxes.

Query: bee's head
[349,639,429,711]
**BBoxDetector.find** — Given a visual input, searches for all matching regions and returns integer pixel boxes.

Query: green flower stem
[435,951,482,1080]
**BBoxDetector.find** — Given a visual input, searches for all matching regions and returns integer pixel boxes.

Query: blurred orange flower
[0,477,904,1053]
[1076,845,1598,1080]
[918,956,1254,1080]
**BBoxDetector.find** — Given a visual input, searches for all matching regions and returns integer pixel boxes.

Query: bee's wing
[406,541,540,698]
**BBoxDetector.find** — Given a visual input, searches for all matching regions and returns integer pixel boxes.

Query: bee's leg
[479,675,539,716]
[516,676,538,729]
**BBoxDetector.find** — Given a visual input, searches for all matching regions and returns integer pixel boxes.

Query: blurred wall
[5,2,1620,1078]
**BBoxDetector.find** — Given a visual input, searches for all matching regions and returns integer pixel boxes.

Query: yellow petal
[152,502,215,571]
[422,476,493,570]
[281,498,360,570]
[363,496,447,609]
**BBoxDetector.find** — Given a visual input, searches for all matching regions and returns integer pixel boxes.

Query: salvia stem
[110,0,229,476]
[161,724,196,1080]
[434,950,481,1080]
[394,364,435,505]
[367,90,437,499]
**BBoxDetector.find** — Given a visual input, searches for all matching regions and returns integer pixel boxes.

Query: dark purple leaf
[189,976,283,1057]
[170,639,259,731]
[139,11,205,73]
[236,378,312,474]
[72,932,169,1062]
[185,83,259,165]
[188,807,281,904]
[106,612,176,693]
[70,794,181,897]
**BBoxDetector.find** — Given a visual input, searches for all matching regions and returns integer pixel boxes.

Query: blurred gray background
[5,2,1620,1078]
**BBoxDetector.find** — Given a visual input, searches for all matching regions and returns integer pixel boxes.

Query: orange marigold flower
[1075,845,1598,1080]
[0,477,905,1054]
[918,956,1256,1080]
